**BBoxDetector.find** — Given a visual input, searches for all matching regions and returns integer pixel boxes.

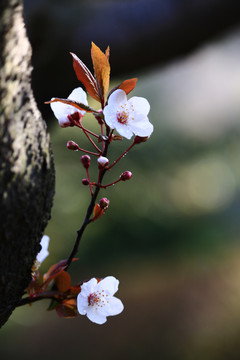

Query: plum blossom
[103,89,153,139]
[36,235,50,265]
[50,87,88,127]
[77,276,124,324]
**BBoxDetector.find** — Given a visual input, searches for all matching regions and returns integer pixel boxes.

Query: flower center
[88,290,109,310]
[117,110,129,124]
[88,292,100,306]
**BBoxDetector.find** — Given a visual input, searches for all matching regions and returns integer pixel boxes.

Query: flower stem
[86,168,93,196]
[108,141,135,170]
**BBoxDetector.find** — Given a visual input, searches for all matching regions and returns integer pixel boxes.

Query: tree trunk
[0,0,55,328]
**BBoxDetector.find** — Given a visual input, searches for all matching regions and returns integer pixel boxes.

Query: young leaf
[70,52,100,102]
[118,78,138,94]
[45,98,97,113]
[54,271,71,293]
[42,258,78,289]
[56,299,78,318]
[92,203,105,222]
[91,42,111,101]
[107,78,138,101]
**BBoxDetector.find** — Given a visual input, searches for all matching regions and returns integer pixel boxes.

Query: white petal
[36,235,50,264]
[77,294,88,315]
[103,104,118,129]
[50,101,77,127]
[80,278,98,297]
[115,122,133,139]
[87,308,107,324]
[108,89,127,107]
[96,276,119,296]
[128,96,150,116]
[101,296,124,317]
[129,118,154,137]
[68,87,88,108]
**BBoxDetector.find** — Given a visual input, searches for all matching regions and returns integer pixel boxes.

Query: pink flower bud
[99,197,110,209]
[120,171,132,181]
[133,136,149,144]
[82,178,89,185]
[97,156,109,169]
[67,140,79,150]
[81,155,91,169]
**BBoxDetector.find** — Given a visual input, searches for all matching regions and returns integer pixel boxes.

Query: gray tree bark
[0,0,55,327]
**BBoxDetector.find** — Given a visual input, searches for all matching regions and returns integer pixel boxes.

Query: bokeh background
[2,0,240,359]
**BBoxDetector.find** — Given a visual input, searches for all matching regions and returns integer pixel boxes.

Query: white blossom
[77,276,124,324]
[50,87,88,127]
[103,89,153,139]
[36,235,50,264]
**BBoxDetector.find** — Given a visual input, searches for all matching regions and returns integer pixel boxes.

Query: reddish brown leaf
[93,203,104,221]
[42,258,78,289]
[54,271,71,293]
[91,42,111,100]
[118,78,138,94]
[45,98,96,113]
[70,52,100,102]
[70,286,81,296]
[56,299,78,318]
[107,78,138,101]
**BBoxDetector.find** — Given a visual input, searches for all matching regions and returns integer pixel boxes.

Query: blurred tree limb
[0,0,55,327]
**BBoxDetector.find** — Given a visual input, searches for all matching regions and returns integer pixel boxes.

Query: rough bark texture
[0,0,55,327]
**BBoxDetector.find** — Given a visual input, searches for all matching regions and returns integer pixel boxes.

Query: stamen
[117,110,129,124]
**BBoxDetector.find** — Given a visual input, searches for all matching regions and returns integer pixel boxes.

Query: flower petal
[128,118,154,137]
[80,278,98,297]
[77,294,88,315]
[103,104,118,129]
[100,296,124,317]
[36,235,50,264]
[128,96,150,116]
[68,87,88,107]
[115,122,133,139]
[87,308,107,324]
[107,89,127,107]
[96,276,119,296]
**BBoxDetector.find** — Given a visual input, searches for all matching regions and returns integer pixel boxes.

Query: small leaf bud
[133,135,149,144]
[120,171,132,181]
[99,197,110,209]
[82,178,89,185]
[81,155,91,169]
[67,140,79,150]
[97,156,109,169]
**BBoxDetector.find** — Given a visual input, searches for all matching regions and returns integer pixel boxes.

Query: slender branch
[77,148,100,156]
[75,122,102,153]
[108,141,135,170]
[66,134,110,268]
[86,168,93,196]
[17,290,61,307]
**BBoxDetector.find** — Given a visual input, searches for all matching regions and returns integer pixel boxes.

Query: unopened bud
[99,197,110,209]
[120,171,132,181]
[133,136,149,144]
[97,156,109,169]
[67,140,79,150]
[82,178,89,185]
[81,155,91,169]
